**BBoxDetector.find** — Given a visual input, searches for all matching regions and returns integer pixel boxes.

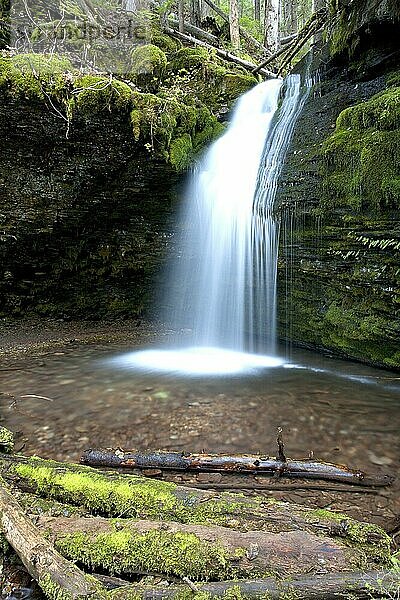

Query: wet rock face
[0,96,180,318]
[276,61,400,368]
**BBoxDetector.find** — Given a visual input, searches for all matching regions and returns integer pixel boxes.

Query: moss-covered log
[0,453,392,568]
[106,571,400,599]
[0,476,101,599]
[34,514,374,580]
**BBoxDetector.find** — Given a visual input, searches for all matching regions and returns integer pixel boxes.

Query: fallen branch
[81,448,393,487]
[277,9,327,75]
[168,17,220,45]
[163,26,276,78]
[252,8,327,75]
[0,476,99,599]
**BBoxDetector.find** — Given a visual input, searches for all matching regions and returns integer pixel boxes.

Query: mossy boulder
[0,53,74,101]
[130,44,168,91]
[166,47,257,114]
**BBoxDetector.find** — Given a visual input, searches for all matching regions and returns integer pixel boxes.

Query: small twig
[276,427,287,462]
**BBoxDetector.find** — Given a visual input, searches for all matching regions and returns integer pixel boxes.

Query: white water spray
[111,75,306,375]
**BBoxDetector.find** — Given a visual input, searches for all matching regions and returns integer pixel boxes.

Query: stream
[1,322,399,531]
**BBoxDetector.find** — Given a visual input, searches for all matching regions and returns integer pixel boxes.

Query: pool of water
[1,335,399,527]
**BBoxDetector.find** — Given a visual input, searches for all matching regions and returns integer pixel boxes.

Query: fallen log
[81,448,393,487]
[35,514,377,580]
[0,453,392,564]
[168,17,220,45]
[163,26,277,78]
[252,8,327,75]
[0,475,100,599]
[277,9,327,75]
[110,571,400,599]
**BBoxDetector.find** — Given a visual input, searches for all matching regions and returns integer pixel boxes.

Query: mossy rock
[321,86,400,211]
[168,47,211,72]
[0,53,74,101]
[69,75,134,115]
[130,44,168,91]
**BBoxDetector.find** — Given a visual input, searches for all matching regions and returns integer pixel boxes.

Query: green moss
[223,73,257,102]
[69,75,133,115]
[169,47,211,72]
[321,87,400,211]
[55,527,248,581]
[130,44,167,91]
[0,426,14,453]
[38,575,74,600]
[169,133,193,171]
[129,91,221,169]
[13,460,253,528]
[387,71,400,87]
[336,87,400,131]
[0,53,74,101]
[309,508,391,566]
[151,30,181,53]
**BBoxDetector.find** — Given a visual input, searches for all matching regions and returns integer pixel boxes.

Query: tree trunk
[178,0,185,33]
[229,0,240,49]
[254,0,260,22]
[191,0,202,26]
[202,0,270,55]
[264,0,280,53]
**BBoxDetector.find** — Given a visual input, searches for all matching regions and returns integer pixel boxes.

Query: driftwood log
[81,448,393,487]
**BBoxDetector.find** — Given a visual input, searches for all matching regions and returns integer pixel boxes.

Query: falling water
[111,75,307,375]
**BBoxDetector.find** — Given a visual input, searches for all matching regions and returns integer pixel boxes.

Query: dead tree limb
[34,514,382,579]
[0,476,99,599]
[252,41,292,73]
[163,26,277,77]
[252,8,327,74]
[280,32,297,44]
[202,0,270,55]
[277,9,327,74]
[168,17,220,45]
[81,448,393,487]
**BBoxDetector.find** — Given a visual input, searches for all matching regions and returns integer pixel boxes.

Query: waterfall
[111,75,306,375]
